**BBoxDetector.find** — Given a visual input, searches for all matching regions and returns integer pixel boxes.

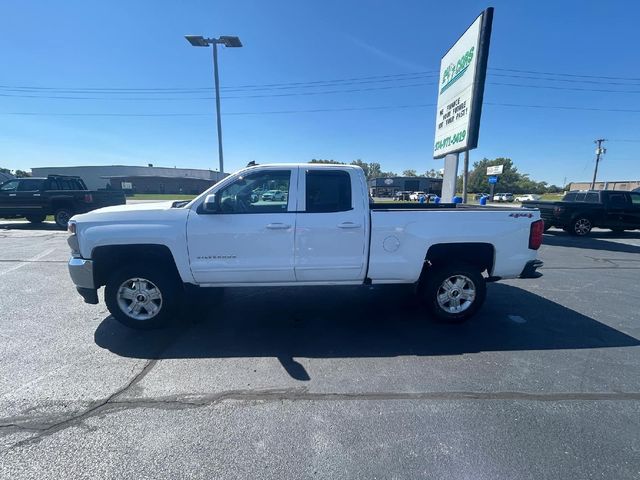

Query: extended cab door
[0,179,21,214]
[186,167,298,284]
[294,168,368,282]
[15,178,46,214]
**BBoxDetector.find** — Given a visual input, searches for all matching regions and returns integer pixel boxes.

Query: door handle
[338,222,362,229]
[266,223,291,230]
[33,194,41,197]
[9,194,16,197]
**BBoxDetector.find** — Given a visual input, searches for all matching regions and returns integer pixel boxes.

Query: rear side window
[584,192,599,203]
[305,170,352,213]
[574,193,586,202]
[631,193,640,206]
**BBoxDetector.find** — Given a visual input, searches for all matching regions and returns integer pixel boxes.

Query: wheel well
[51,200,73,212]
[425,243,495,275]
[92,244,180,288]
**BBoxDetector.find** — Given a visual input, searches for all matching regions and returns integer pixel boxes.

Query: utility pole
[590,139,606,190]
[462,150,469,203]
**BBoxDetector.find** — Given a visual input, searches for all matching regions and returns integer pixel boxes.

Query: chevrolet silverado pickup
[523,190,640,236]
[67,164,544,329]
[0,175,126,228]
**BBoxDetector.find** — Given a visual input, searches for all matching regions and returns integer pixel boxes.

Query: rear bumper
[519,259,543,279]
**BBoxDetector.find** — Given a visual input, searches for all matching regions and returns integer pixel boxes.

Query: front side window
[216,170,291,214]
[305,170,352,213]
[609,194,627,206]
[17,179,44,191]
[1,180,20,191]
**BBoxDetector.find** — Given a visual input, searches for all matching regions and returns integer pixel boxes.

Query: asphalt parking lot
[1,220,639,479]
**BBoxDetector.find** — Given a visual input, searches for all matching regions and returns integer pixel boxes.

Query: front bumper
[68,258,99,304]
[68,257,95,289]
[519,259,543,279]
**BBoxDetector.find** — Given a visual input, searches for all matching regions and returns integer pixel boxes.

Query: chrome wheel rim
[574,218,591,235]
[116,277,163,321]
[436,274,476,314]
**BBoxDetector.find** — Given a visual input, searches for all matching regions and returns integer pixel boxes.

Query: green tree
[14,169,31,178]
[0,167,11,175]
[402,169,417,177]
[309,159,344,165]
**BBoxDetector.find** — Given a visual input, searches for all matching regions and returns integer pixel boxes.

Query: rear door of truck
[294,168,368,282]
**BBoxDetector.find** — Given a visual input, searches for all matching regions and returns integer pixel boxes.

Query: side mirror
[202,194,219,213]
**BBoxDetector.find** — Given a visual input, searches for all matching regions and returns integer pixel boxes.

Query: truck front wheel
[420,264,486,323]
[105,264,181,329]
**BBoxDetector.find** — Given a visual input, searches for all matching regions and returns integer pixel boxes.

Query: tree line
[0,167,31,178]
[309,159,442,180]
[310,158,562,193]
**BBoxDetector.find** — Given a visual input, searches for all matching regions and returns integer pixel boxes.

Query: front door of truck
[186,168,298,284]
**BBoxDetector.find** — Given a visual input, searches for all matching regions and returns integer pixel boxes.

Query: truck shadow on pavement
[0,221,61,231]
[543,230,640,254]
[94,283,640,380]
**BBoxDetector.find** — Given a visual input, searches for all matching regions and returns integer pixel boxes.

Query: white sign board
[433,9,492,158]
[486,165,504,175]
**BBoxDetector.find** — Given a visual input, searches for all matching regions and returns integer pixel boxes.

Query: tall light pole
[185,35,242,173]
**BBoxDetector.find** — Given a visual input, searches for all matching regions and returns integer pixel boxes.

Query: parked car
[409,191,426,201]
[67,163,544,329]
[522,190,640,236]
[515,194,541,202]
[493,193,514,202]
[394,191,412,201]
[0,175,126,228]
[261,190,286,201]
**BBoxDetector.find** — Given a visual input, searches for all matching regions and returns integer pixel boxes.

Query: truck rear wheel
[570,217,592,236]
[420,264,486,323]
[105,264,181,330]
[54,208,73,229]
[26,214,46,224]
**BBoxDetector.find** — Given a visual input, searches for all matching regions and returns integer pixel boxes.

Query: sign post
[486,165,503,202]
[433,7,493,202]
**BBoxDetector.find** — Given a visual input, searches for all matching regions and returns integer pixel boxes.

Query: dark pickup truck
[522,190,640,236]
[0,175,126,228]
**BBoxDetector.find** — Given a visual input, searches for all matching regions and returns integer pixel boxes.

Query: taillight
[529,220,544,250]
[83,193,93,203]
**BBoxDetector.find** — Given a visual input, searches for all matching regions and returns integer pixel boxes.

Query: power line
[492,67,640,82]
[3,101,640,117]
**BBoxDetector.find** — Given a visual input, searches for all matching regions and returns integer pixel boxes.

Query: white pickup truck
[67,164,544,329]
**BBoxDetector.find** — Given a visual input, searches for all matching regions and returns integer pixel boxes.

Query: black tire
[569,217,592,236]
[54,208,73,229]
[420,263,486,324]
[25,215,46,224]
[105,264,182,330]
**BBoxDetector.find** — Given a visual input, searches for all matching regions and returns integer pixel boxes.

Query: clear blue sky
[1,0,639,186]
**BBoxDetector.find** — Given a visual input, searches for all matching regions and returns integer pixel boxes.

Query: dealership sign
[486,164,504,175]
[433,8,493,158]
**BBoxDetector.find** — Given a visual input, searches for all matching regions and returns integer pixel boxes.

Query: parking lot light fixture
[185,34,243,173]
